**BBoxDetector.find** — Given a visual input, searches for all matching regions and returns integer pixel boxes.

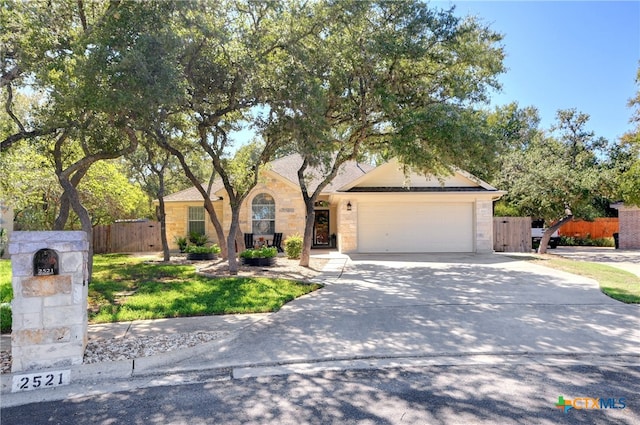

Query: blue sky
[438,1,640,142]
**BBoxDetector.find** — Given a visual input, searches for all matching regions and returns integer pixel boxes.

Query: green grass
[0,255,322,330]
[537,258,640,303]
[1,259,12,332]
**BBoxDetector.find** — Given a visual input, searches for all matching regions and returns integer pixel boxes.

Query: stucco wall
[618,206,640,249]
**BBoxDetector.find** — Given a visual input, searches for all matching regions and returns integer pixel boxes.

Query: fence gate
[93,221,162,254]
[493,217,531,252]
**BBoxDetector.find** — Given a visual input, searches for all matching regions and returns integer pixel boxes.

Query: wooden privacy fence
[93,220,162,254]
[493,217,532,253]
[558,218,619,239]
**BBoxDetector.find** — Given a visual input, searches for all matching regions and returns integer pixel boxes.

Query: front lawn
[0,254,322,331]
[0,260,12,332]
[537,258,640,303]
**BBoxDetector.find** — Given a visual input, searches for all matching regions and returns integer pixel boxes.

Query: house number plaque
[33,248,59,276]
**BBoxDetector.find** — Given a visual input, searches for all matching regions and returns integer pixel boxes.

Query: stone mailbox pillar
[8,231,89,372]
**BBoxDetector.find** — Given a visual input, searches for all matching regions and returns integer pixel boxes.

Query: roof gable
[340,158,499,192]
[269,154,374,193]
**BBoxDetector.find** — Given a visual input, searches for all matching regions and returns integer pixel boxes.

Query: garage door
[358,202,474,252]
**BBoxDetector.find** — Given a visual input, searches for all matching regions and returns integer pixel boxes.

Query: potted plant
[240,246,277,267]
[185,244,221,261]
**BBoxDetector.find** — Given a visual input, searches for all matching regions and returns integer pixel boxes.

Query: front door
[313,210,330,247]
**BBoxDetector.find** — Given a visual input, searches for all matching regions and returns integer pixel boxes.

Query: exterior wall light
[346,201,352,211]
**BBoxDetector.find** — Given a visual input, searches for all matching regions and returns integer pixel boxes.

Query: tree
[175,0,318,274]
[265,0,505,266]
[3,1,184,280]
[494,109,611,253]
[614,65,640,205]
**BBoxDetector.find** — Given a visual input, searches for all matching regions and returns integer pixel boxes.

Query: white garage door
[358,202,474,252]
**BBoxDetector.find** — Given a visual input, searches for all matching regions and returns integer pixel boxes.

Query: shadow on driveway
[170,253,640,372]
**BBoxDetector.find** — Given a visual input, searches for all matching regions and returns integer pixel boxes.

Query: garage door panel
[358,203,473,252]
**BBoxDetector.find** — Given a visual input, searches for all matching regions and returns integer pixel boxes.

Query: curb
[2,351,639,408]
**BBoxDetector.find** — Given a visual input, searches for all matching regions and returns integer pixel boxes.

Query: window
[252,193,275,235]
[188,206,205,235]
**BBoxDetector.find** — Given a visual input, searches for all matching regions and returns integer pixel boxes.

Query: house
[610,202,640,249]
[161,155,505,253]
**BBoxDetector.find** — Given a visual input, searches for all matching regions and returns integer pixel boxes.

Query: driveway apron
[165,253,640,372]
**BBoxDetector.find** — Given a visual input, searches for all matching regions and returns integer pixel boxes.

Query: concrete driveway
[155,253,640,375]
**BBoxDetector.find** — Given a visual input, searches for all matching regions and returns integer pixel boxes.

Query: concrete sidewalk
[2,251,639,408]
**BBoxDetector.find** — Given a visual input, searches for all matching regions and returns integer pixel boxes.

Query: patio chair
[271,232,284,253]
[244,233,254,250]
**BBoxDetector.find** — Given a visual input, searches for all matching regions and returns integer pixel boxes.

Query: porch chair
[271,232,284,253]
[244,233,254,250]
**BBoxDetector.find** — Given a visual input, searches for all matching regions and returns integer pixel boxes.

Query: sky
[437,0,640,142]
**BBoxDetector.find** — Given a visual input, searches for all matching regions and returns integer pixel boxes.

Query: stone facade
[164,201,224,249]
[337,200,357,253]
[8,231,88,372]
[227,177,307,240]
[617,205,640,249]
[162,157,505,254]
[163,177,309,250]
[475,200,494,253]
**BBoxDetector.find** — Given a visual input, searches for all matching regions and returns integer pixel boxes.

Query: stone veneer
[475,199,494,253]
[8,231,89,372]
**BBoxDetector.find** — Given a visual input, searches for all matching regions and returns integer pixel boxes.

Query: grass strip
[537,258,640,303]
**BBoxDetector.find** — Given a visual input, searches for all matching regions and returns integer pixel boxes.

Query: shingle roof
[269,154,374,193]
[162,182,224,202]
[162,154,373,202]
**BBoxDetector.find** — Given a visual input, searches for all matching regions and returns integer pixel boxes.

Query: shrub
[0,303,11,333]
[188,232,209,246]
[185,244,221,254]
[240,247,277,259]
[559,236,614,247]
[284,233,303,259]
[174,236,188,253]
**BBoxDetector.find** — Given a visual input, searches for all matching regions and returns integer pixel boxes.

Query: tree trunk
[299,204,315,267]
[155,135,228,259]
[226,207,241,275]
[157,180,170,262]
[54,165,89,230]
[538,214,573,254]
[54,192,71,230]
[58,173,94,283]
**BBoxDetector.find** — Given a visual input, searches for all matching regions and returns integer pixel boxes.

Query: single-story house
[161,155,505,253]
[610,202,640,249]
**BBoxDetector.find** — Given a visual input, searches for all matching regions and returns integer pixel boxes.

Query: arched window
[252,193,275,235]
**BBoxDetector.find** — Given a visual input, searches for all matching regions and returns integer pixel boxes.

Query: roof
[162,182,224,202]
[161,154,374,202]
[269,155,375,193]
[161,154,502,201]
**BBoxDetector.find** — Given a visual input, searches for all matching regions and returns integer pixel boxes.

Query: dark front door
[313,210,330,247]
